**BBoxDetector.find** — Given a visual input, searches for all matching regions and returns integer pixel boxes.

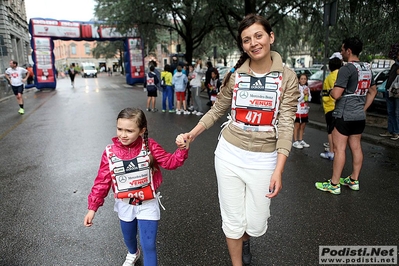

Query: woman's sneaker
[242,240,252,265]
[292,141,303,149]
[300,140,310,148]
[122,250,140,266]
[191,110,197,114]
[339,175,359,191]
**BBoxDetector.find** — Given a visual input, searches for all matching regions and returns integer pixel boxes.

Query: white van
[81,63,97,78]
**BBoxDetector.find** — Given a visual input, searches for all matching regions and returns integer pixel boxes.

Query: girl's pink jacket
[88,136,189,211]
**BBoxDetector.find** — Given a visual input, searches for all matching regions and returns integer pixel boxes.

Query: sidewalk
[307,102,399,149]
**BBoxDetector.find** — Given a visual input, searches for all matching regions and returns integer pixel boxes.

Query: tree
[92,40,125,73]
[94,0,221,64]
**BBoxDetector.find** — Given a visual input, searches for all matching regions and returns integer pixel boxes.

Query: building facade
[0,0,30,73]
[53,40,120,73]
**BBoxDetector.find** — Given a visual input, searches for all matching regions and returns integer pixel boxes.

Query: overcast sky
[25,0,96,22]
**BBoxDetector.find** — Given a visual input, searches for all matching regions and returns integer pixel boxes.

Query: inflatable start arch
[28,18,145,89]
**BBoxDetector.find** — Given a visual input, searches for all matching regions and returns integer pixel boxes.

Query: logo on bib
[124,160,139,172]
[250,77,265,90]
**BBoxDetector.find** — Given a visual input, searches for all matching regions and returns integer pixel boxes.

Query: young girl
[293,74,312,149]
[84,108,190,266]
[208,68,221,105]
[145,65,159,112]
[172,65,189,114]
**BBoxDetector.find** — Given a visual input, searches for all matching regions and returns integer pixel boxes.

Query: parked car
[371,68,390,111]
[293,68,313,79]
[307,70,330,103]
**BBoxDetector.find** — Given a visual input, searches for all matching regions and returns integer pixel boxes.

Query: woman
[179,14,299,266]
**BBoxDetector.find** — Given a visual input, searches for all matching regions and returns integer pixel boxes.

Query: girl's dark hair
[117,108,155,170]
[211,68,219,79]
[223,14,273,86]
[164,64,171,72]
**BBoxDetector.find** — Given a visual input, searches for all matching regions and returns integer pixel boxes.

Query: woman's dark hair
[223,14,273,86]
[117,108,155,171]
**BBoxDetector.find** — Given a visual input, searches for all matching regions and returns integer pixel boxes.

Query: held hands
[83,210,96,227]
[175,133,191,149]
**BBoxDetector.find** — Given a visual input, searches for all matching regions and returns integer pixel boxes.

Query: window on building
[71,44,76,55]
[84,44,91,55]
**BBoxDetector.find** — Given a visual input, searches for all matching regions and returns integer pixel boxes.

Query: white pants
[215,156,272,239]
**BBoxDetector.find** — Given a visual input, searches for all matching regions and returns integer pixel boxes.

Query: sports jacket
[87,136,188,211]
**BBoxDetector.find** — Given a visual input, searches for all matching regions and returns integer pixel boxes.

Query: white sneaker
[292,141,303,149]
[176,110,181,115]
[196,111,204,116]
[123,250,140,266]
[183,110,190,115]
[300,140,310,148]
[191,110,197,114]
[320,151,334,160]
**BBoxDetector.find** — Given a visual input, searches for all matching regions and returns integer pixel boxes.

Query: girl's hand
[84,210,96,227]
[176,134,190,149]
[266,171,282,198]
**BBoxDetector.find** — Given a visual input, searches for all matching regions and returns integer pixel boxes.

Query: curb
[307,120,399,149]
[0,87,37,103]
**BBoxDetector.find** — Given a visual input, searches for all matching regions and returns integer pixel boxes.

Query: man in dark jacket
[379,44,399,140]
[205,61,215,106]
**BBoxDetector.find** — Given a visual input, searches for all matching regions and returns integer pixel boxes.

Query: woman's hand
[83,210,96,227]
[266,171,282,198]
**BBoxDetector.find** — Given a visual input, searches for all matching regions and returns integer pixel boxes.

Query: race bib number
[235,108,274,126]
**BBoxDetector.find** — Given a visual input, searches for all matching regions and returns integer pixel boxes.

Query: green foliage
[93,0,399,65]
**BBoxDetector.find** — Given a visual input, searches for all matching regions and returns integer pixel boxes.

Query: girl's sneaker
[176,110,181,115]
[123,250,140,266]
[292,141,303,149]
[300,140,310,148]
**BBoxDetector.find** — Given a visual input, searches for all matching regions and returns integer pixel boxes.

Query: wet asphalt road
[0,74,398,266]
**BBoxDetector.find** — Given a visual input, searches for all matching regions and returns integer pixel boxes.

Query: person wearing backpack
[144,65,159,112]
